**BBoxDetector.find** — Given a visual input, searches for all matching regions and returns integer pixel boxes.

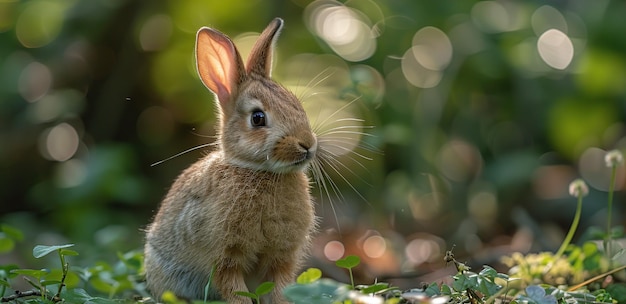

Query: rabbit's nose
[300,137,317,160]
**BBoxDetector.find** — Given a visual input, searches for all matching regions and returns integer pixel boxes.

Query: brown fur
[144,18,317,304]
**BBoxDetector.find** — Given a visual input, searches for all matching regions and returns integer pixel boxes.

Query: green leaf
[479,265,497,278]
[41,280,62,286]
[0,278,10,288]
[297,268,322,284]
[33,244,74,258]
[477,277,501,297]
[44,268,80,289]
[610,226,624,238]
[335,255,360,269]
[525,285,557,304]
[440,284,452,296]
[606,283,626,303]
[283,278,350,304]
[255,281,275,296]
[89,276,115,294]
[423,282,441,296]
[359,282,389,294]
[0,237,14,253]
[1,225,24,241]
[582,241,598,255]
[11,268,50,278]
[234,291,257,300]
[59,249,79,256]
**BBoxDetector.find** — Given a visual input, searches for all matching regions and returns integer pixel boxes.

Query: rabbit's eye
[251,110,266,127]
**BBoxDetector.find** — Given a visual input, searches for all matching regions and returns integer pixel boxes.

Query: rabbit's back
[144,151,316,300]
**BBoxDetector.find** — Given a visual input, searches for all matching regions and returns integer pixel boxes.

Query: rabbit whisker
[310,159,342,233]
[151,142,217,167]
[311,96,362,134]
[316,151,369,204]
[318,146,373,189]
[295,66,336,101]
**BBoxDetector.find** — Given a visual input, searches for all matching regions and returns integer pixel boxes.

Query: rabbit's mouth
[270,154,314,173]
[292,158,311,169]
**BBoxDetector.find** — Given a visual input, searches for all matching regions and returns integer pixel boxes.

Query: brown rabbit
[144,18,317,304]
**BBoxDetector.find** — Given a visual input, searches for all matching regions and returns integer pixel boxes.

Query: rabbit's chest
[218,176,313,249]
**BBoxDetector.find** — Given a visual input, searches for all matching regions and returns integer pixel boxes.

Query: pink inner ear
[214,81,231,108]
[196,28,242,108]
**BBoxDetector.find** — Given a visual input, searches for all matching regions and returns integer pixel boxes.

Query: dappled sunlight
[305,0,377,62]
[3,0,626,293]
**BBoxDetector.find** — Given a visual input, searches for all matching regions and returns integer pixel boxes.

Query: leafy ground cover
[1,150,625,303]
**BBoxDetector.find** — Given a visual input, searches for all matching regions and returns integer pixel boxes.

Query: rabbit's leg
[262,255,297,304]
[214,263,252,304]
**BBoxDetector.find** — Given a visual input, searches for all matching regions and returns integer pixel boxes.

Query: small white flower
[568,179,589,198]
[605,149,624,167]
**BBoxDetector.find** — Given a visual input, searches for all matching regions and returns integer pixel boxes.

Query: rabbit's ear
[196,27,245,113]
[247,18,283,78]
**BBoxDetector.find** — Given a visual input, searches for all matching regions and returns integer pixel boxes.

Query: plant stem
[349,268,355,289]
[555,193,583,259]
[204,265,216,304]
[606,165,617,268]
[568,264,626,291]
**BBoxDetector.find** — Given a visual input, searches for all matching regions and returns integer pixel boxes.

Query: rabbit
[144,18,318,304]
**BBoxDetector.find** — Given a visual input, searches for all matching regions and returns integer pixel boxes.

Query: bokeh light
[537,29,574,70]
[15,0,65,48]
[362,235,386,259]
[437,139,483,182]
[305,0,376,62]
[579,147,626,191]
[401,27,452,88]
[324,240,345,261]
[18,62,52,102]
[38,123,80,162]
[470,1,524,33]
[3,0,626,290]
[55,159,87,188]
[531,5,568,36]
[139,14,173,52]
[405,235,443,266]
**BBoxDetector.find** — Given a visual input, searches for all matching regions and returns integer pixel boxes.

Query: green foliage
[234,282,275,304]
[33,244,76,259]
[282,278,350,304]
[79,250,145,298]
[335,255,360,289]
[0,224,619,304]
[297,268,322,284]
[0,225,24,254]
[502,245,607,288]
[5,244,78,302]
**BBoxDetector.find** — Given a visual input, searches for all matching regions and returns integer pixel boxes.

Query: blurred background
[1,0,626,287]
